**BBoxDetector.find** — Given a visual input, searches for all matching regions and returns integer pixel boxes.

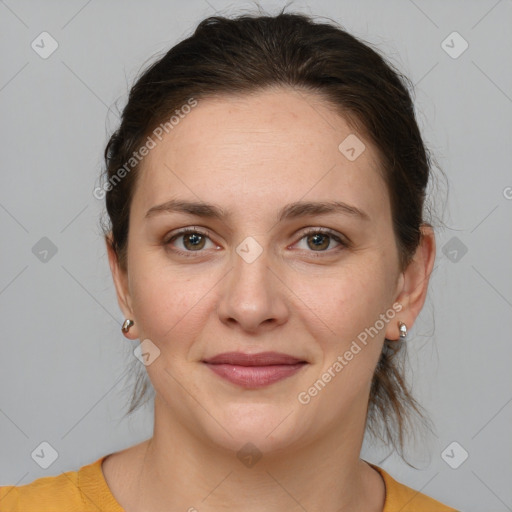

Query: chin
[197,402,309,456]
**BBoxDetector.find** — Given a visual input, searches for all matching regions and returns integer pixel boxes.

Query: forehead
[132,88,390,222]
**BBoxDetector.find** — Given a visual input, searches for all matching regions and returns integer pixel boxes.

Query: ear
[106,234,139,340]
[385,224,436,340]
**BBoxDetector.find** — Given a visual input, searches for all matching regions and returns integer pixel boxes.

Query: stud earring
[122,319,134,334]
[398,321,407,339]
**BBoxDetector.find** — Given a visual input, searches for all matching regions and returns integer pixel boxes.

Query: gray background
[1,0,511,510]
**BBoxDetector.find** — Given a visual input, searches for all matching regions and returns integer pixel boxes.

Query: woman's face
[111,87,414,454]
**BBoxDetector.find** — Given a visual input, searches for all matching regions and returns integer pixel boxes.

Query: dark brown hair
[101,8,443,461]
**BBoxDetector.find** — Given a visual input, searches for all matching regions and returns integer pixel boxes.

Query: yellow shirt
[0,455,459,511]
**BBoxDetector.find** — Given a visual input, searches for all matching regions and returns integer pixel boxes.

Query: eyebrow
[145,199,370,222]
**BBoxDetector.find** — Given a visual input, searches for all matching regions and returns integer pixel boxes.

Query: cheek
[298,267,391,412]
[128,257,215,349]
[301,262,392,347]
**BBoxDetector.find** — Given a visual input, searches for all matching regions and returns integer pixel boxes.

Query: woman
[0,10,459,511]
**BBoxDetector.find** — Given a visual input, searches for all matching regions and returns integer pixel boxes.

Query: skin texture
[104,87,436,511]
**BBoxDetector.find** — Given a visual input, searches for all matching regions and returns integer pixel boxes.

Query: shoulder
[367,462,460,512]
[0,466,83,510]
[0,455,123,512]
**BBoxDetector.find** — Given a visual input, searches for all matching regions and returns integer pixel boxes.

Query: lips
[202,351,306,366]
[202,351,308,388]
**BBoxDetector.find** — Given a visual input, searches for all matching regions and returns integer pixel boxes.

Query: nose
[216,245,289,334]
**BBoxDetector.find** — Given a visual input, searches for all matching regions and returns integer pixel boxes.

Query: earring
[398,321,407,339]
[122,319,134,334]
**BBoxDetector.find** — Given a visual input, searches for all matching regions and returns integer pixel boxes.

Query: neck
[130,395,385,512]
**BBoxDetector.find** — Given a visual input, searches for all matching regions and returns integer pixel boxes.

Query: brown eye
[295,228,347,254]
[306,233,331,251]
[165,228,216,255]
[182,232,206,251]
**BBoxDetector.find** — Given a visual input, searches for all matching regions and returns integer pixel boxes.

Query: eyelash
[164,227,349,258]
